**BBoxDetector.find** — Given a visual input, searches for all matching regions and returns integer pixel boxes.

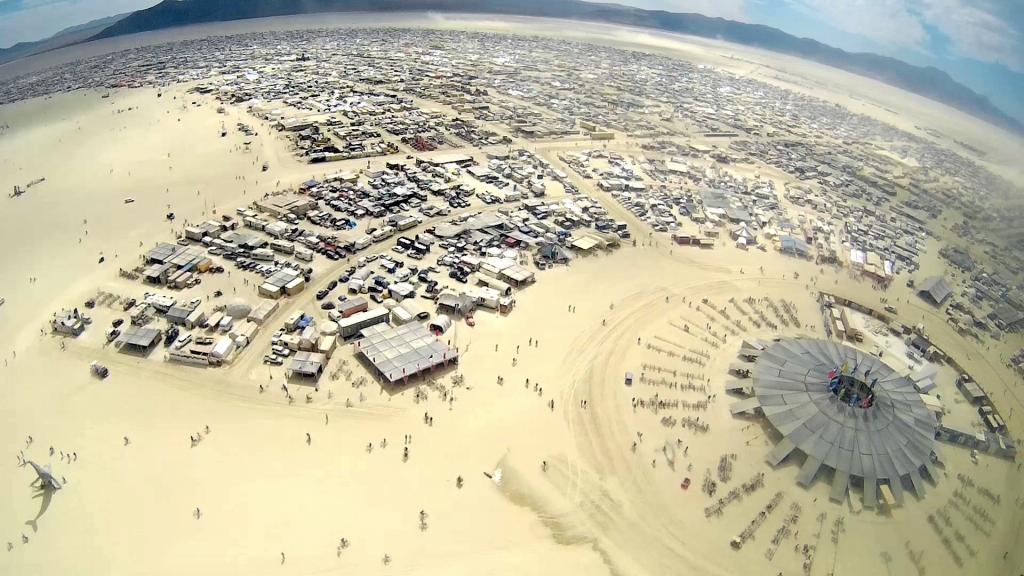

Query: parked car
[90,361,109,379]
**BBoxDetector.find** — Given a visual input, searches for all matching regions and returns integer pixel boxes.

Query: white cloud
[920,0,1024,72]
[789,0,929,50]
[787,0,1023,70]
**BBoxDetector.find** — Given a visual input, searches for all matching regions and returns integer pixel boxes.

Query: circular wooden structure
[751,338,936,507]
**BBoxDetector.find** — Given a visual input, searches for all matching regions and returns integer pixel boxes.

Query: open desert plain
[0,13,1022,576]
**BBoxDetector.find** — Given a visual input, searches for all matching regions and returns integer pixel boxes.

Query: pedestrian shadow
[25,486,55,533]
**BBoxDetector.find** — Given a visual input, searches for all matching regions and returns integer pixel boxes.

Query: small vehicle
[625,372,634,387]
[320,302,336,310]
[122,298,136,311]
[85,298,96,309]
[166,212,176,221]
[188,297,202,308]
[90,361,109,379]
[165,326,180,347]
[263,354,283,366]
[316,289,330,300]
[884,305,898,314]
[213,290,223,297]
[106,328,120,342]
[176,238,189,246]
[111,318,124,328]
[262,162,269,172]
[123,197,135,204]
[681,477,691,490]
[174,333,193,349]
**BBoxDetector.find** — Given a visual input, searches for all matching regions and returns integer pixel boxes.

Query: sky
[0,0,1022,122]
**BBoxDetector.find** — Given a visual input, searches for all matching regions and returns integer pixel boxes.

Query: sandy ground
[1,21,1023,576]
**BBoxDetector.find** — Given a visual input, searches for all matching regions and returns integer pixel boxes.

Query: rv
[251,248,275,261]
[294,246,314,262]
[354,236,373,250]
[396,216,418,231]
[270,239,295,254]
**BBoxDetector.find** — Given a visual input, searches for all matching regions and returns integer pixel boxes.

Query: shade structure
[357,323,458,383]
[747,338,937,506]
[117,326,162,352]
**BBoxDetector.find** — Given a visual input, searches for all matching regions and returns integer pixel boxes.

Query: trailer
[337,307,389,339]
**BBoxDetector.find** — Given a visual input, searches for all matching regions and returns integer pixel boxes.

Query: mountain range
[0,13,129,65]
[16,0,1024,133]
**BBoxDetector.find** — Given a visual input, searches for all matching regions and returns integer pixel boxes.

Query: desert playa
[0,16,1022,576]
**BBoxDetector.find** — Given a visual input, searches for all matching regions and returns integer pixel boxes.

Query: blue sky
[1,0,1022,122]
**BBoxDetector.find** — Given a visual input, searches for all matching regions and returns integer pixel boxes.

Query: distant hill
[0,13,130,66]
[84,0,1020,133]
